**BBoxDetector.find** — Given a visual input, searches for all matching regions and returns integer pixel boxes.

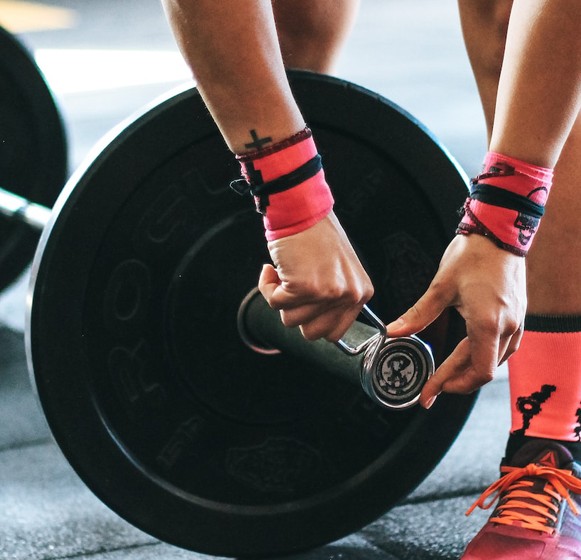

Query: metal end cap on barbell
[361,335,434,410]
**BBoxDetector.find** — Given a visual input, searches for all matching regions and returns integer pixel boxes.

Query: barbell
[2,168,435,410]
[1,26,475,557]
[1,180,435,410]
[0,26,67,293]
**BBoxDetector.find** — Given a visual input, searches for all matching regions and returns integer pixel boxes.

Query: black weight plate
[27,71,473,557]
[0,26,67,292]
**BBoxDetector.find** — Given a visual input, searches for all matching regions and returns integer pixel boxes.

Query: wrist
[456,151,554,256]
[230,127,334,241]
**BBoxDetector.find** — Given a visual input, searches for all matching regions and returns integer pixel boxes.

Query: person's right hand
[258,211,374,342]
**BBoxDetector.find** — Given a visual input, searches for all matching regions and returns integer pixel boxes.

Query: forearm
[490,0,581,167]
[161,0,305,153]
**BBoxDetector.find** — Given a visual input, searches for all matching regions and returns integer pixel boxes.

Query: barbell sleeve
[0,187,51,231]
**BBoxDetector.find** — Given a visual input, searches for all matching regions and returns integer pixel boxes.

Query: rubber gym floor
[0,1,510,558]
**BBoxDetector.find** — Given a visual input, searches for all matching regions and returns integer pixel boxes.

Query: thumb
[258,264,281,300]
[386,285,450,337]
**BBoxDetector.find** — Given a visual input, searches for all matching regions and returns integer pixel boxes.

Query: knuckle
[294,280,319,300]
[359,275,374,299]
[473,315,501,337]
[474,368,494,386]
[267,298,283,311]
[363,284,375,303]
[279,311,298,328]
[323,285,365,307]
[324,332,342,343]
[347,288,367,307]
[501,314,522,336]
[480,371,494,385]
[300,325,323,341]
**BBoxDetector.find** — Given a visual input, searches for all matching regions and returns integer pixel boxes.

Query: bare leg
[272,0,360,73]
[458,0,511,138]
[528,112,581,314]
[458,0,581,314]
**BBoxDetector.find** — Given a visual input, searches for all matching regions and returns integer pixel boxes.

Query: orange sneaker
[461,441,581,559]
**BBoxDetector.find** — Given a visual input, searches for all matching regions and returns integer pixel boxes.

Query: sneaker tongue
[509,440,574,469]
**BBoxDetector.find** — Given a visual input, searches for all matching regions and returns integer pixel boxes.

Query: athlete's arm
[388,0,581,406]
[161,0,373,340]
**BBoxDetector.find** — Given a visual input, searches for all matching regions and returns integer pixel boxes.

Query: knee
[488,2,511,77]
[276,21,328,72]
[273,0,358,73]
[461,0,512,79]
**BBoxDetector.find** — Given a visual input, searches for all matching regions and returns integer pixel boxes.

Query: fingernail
[386,317,404,332]
[423,395,437,410]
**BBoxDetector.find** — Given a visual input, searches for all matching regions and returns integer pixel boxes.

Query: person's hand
[386,234,527,408]
[259,211,374,341]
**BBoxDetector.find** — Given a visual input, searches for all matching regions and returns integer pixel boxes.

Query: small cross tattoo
[244,129,272,150]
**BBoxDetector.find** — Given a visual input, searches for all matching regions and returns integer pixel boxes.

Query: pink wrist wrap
[231,128,334,241]
[456,151,554,256]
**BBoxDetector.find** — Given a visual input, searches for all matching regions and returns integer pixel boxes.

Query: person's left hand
[386,234,527,408]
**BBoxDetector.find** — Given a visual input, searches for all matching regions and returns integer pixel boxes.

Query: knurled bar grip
[0,186,51,231]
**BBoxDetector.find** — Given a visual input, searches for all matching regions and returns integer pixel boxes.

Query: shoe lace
[465,463,581,534]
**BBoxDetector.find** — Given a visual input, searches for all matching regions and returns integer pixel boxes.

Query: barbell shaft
[0,186,51,231]
[239,288,379,388]
[238,288,435,410]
